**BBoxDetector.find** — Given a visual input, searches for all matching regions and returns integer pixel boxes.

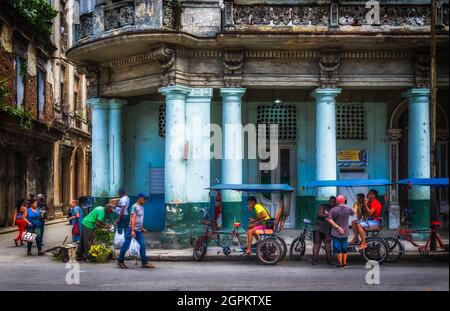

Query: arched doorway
[72,146,85,200]
[388,101,449,226]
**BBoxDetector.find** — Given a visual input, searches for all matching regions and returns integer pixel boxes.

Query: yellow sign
[337,150,360,161]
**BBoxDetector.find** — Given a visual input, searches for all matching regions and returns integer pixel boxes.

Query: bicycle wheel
[256,238,283,265]
[276,236,288,261]
[193,237,208,261]
[361,237,388,264]
[289,236,306,261]
[385,237,404,263]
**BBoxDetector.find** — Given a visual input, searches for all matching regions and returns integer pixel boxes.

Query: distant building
[0,0,91,225]
[67,0,449,247]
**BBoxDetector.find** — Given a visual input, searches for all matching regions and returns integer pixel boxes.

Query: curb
[0,218,69,235]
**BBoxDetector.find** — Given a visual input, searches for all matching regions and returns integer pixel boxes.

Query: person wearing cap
[327,195,355,269]
[76,204,115,261]
[115,188,130,235]
[117,193,155,269]
[36,194,47,244]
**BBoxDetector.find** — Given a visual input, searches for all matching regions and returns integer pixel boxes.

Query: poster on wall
[337,149,368,167]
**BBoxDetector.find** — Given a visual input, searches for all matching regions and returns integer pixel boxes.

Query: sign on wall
[337,149,368,167]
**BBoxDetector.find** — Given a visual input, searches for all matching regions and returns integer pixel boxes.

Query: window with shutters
[149,167,165,195]
[336,103,366,140]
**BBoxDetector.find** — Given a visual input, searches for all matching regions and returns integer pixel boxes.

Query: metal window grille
[256,105,297,140]
[159,103,166,137]
[336,104,366,140]
[80,0,95,15]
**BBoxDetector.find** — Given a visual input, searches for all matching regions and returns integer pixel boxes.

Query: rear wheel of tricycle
[361,237,389,264]
[276,236,288,261]
[193,237,208,261]
[289,236,306,261]
[256,238,283,265]
[384,237,404,263]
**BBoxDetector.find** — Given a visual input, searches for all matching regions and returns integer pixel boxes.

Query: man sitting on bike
[245,196,272,255]
[353,189,383,250]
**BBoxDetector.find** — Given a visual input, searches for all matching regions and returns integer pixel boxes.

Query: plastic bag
[114,230,125,248]
[129,238,140,258]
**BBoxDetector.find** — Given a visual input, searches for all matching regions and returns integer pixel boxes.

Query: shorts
[313,231,331,243]
[254,225,268,231]
[332,237,348,254]
[359,219,381,229]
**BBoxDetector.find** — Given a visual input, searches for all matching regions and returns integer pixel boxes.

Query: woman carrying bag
[13,199,31,247]
[26,199,44,256]
[68,199,83,242]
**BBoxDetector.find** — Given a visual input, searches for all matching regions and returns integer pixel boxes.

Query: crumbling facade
[67,0,449,247]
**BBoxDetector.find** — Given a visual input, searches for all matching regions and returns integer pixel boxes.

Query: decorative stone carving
[223,50,244,88]
[150,45,176,85]
[414,50,431,88]
[104,1,135,31]
[319,50,341,88]
[387,128,402,141]
[224,0,235,30]
[380,6,430,27]
[163,0,180,30]
[232,5,329,26]
[78,66,100,98]
[78,13,94,39]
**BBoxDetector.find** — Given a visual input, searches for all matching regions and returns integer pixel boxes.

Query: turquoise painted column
[186,88,212,206]
[86,98,110,198]
[159,85,191,248]
[220,88,246,228]
[108,99,126,197]
[311,88,341,203]
[403,88,431,232]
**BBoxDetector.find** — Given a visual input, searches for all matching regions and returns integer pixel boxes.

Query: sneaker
[343,264,348,269]
[142,262,155,269]
[14,239,19,247]
[335,265,344,269]
[311,261,319,266]
[117,262,128,269]
[326,260,335,266]
[27,251,32,256]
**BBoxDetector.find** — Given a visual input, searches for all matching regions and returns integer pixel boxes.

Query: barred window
[257,105,297,140]
[80,0,95,15]
[336,103,366,140]
[159,103,165,137]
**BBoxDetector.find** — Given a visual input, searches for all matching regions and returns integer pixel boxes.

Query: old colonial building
[67,0,449,247]
[0,0,91,226]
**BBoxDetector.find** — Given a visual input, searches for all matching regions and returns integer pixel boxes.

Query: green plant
[94,228,114,246]
[0,80,34,130]
[8,0,58,36]
[88,244,112,263]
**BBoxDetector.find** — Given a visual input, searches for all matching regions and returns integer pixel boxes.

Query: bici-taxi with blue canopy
[293,178,393,264]
[192,183,294,265]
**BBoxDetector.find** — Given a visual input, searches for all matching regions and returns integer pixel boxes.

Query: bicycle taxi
[385,177,450,262]
[192,183,294,265]
[293,178,392,264]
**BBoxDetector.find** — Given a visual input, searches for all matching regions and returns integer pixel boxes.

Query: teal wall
[123,101,166,230]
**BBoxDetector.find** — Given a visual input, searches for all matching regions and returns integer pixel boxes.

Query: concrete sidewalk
[0,218,69,235]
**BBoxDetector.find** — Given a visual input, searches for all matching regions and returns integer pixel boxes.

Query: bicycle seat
[233,223,241,228]
[431,221,441,226]
[255,229,274,235]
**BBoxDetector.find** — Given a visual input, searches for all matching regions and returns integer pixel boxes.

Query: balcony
[74,0,179,44]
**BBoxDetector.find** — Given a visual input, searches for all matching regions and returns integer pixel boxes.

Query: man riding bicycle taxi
[245,196,272,255]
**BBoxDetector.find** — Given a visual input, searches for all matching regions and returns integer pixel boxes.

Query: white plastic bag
[114,230,125,248]
[129,238,140,258]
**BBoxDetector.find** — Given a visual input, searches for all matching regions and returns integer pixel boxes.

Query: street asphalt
[0,222,448,291]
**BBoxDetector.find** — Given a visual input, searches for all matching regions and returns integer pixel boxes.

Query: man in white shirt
[115,188,130,234]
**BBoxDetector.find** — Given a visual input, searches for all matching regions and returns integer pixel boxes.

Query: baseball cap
[118,188,126,194]
[137,193,149,199]
[336,195,346,205]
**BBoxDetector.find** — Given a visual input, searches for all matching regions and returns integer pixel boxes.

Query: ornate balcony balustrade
[224,0,449,30]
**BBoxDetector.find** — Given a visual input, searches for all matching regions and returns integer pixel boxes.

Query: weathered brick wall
[45,81,53,124]
[0,47,16,106]
[24,73,37,117]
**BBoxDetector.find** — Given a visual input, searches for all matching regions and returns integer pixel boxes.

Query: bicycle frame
[396,226,447,253]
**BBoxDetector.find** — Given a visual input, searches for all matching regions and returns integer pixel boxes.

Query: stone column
[220,88,246,228]
[403,88,431,231]
[53,142,61,207]
[186,88,212,205]
[387,128,402,229]
[108,99,126,197]
[311,88,341,203]
[86,98,110,198]
[159,85,192,248]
